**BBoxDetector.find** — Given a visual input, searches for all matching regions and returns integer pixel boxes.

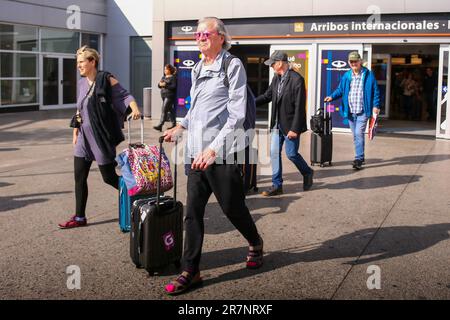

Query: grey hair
[197,17,232,51]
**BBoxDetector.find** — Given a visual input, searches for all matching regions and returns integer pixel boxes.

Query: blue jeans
[270,127,312,189]
[348,113,369,161]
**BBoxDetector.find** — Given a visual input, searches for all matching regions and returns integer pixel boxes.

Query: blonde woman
[58,46,141,229]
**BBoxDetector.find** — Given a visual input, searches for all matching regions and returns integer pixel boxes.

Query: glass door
[436,45,449,139]
[62,58,76,104]
[43,56,59,106]
[42,55,76,108]
[317,44,365,132]
[372,54,391,118]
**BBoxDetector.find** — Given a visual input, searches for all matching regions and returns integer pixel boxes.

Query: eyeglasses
[195,31,219,40]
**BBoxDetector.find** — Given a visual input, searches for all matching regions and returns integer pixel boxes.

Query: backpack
[192,54,256,131]
[221,55,256,131]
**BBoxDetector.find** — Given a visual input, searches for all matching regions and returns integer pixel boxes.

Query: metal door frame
[436,44,450,139]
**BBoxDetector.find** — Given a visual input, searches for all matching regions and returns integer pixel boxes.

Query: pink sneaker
[58,216,87,229]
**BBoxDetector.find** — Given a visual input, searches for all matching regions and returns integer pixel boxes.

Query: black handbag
[70,81,94,128]
[70,113,82,128]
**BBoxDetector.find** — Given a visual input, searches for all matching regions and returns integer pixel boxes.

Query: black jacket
[87,71,125,161]
[256,69,307,135]
[158,75,177,99]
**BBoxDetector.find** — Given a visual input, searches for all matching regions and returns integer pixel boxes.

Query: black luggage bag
[130,136,183,276]
[236,146,258,194]
[310,103,333,167]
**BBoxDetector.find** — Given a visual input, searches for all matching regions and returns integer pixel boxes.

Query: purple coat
[74,77,135,165]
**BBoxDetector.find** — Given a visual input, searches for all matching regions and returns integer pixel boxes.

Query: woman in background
[153,64,177,131]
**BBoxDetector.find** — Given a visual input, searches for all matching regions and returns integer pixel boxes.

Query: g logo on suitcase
[163,231,175,251]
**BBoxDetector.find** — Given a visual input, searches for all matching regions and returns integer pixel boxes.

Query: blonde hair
[76,45,100,68]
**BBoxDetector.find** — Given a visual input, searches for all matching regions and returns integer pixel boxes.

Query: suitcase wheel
[147,270,155,276]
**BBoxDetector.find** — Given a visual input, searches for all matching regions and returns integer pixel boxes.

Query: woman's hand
[73,128,79,145]
[129,101,142,120]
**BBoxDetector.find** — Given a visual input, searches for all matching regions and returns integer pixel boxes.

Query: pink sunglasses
[195,31,219,40]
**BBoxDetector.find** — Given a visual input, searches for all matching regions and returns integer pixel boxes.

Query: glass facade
[0,22,101,108]
[81,33,99,51]
[1,52,37,78]
[1,79,38,105]
[41,28,80,54]
[0,24,38,51]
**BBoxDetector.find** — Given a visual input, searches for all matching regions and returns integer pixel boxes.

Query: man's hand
[73,128,79,145]
[324,96,332,102]
[287,131,298,140]
[191,148,217,171]
[163,124,184,142]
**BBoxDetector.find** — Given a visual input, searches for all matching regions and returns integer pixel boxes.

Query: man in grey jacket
[163,17,263,295]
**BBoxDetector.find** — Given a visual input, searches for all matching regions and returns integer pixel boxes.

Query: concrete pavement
[0,109,449,300]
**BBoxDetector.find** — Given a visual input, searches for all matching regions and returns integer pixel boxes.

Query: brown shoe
[261,186,283,197]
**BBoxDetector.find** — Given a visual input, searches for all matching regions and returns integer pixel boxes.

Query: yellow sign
[294,23,304,33]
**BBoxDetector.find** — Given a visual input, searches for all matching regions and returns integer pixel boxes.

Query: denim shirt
[180,50,247,161]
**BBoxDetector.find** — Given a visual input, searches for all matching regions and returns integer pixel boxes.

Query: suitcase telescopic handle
[156,135,178,210]
[126,115,144,145]
[323,102,332,135]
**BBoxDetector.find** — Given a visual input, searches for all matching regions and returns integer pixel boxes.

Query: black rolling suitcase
[130,136,183,275]
[237,146,258,194]
[310,103,333,167]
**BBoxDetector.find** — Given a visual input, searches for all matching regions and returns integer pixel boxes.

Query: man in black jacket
[256,51,313,196]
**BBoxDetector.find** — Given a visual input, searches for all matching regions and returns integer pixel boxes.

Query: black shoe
[303,170,314,191]
[352,159,363,170]
[261,186,283,197]
[167,123,177,129]
[153,125,162,132]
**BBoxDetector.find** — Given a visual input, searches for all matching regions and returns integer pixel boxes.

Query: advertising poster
[320,49,353,128]
[173,50,201,118]
[284,50,309,115]
[284,50,309,87]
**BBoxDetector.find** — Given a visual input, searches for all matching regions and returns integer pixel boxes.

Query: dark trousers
[183,164,261,272]
[74,156,119,218]
[157,97,176,127]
